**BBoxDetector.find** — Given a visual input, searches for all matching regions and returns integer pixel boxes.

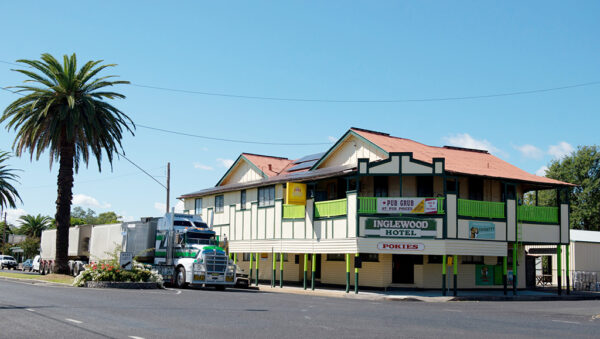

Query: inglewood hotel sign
[364,217,437,238]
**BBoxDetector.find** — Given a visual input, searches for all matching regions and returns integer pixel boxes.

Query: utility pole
[166,162,170,213]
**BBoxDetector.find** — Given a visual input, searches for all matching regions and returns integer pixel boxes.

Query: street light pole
[166,162,171,213]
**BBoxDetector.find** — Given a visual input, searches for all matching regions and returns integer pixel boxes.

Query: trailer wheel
[73,264,79,277]
[215,285,226,291]
[175,266,188,289]
[40,263,46,275]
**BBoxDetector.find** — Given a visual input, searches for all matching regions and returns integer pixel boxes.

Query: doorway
[392,255,422,284]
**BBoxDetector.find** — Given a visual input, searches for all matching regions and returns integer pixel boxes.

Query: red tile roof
[351,128,573,187]
[241,153,295,177]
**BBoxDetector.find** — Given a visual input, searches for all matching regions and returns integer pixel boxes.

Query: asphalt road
[0,278,599,339]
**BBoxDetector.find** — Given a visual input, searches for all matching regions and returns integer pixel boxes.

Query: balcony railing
[457,199,505,219]
[518,205,559,224]
[314,198,347,218]
[283,204,305,219]
[358,197,445,214]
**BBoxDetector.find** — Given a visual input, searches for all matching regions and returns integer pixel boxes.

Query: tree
[538,145,600,231]
[17,214,52,238]
[20,237,41,260]
[0,151,22,210]
[1,53,134,273]
[95,211,121,224]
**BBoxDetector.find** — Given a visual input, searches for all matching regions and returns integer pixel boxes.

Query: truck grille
[204,254,227,273]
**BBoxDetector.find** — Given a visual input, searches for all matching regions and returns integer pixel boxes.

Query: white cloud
[548,141,574,160]
[217,158,234,168]
[154,201,184,214]
[328,136,337,143]
[514,144,543,159]
[443,133,505,157]
[3,208,27,225]
[193,162,213,170]
[535,165,548,177]
[73,194,111,209]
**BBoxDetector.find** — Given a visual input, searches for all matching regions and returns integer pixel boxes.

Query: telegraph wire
[117,152,167,190]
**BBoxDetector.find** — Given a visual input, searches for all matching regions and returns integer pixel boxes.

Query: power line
[129,81,600,103]
[22,166,165,189]
[117,152,167,190]
[136,124,331,145]
[2,59,599,103]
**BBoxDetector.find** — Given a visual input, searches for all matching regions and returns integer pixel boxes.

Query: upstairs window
[374,176,388,197]
[215,195,224,213]
[194,198,203,215]
[240,190,246,209]
[417,176,434,197]
[258,186,275,207]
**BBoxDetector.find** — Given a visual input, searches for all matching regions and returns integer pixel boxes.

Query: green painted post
[303,253,308,290]
[272,252,276,287]
[453,255,458,296]
[503,256,508,296]
[557,245,562,295]
[255,253,259,286]
[249,253,253,285]
[566,245,570,294]
[279,252,283,288]
[311,253,316,291]
[345,254,350,293]
[442,255,447,296]
[233,253,237,265]
[512,244,517,296]
[354,253,359,294]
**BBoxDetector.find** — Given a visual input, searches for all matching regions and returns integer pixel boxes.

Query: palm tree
[17,214,52,238]
[0,151,21,210]
[1,53,134,273]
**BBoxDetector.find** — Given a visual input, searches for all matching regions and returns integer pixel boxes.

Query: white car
[0,255,18,270]
[32,255,41,273]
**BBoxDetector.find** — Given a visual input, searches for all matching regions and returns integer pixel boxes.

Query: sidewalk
[253,283,600,302]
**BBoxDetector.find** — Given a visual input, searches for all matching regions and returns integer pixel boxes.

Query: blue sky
[0,1,598,224]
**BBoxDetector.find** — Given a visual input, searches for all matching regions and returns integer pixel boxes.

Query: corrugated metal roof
[570,230,600,243]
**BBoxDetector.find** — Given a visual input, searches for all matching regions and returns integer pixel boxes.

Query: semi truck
[37,212,237,290]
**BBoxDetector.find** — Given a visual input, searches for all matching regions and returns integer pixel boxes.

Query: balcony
[283,204,305,219]
[457,199,505,219]
[358,197,445,214]
[518,205,559,224]
[314,198,347,218]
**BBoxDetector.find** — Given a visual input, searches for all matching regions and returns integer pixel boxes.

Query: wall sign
[365,217,437,238]
[377,243,425,251]
[469,221,496,240]
[377,198,439,214]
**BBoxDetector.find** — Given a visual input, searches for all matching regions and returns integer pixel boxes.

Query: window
[446,179,457,193]
[462,256,484,264]
[374,176,388,197]
[326,254,345,261]
[215,195,224,213]
[417,176,434,197]
[243,253,251,261]
[428,255,443,264]
[360,253,379,262]
[240,190,246,209]
[468,177,484,201]
[194,198,202,215]
[275,253,288,261]
[258,186,275,207]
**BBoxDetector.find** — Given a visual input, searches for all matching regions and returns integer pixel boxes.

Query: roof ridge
[242,152,289,160]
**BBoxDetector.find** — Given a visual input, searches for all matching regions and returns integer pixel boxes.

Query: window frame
[326,254,345,261]
[240,190,246,210]
[215,195,224,213]
[258,186,275,207]
[461,255,484,264]
[194,198,203,215]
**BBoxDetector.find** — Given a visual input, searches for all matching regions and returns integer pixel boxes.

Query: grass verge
[0,271,74,285]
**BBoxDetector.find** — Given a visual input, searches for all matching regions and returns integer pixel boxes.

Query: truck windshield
[186,238,213,245]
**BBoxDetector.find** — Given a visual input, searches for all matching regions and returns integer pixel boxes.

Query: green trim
[517,205,559,224]
[453,255,458,275]
[557,245,562,276]
[303,253,308,290]
[458,199,505,219]
[442,255,447,275]
[314,198,347,218]
[311,253,316,290]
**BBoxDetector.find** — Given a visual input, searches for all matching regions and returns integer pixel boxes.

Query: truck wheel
[175,267,188,289]
[215,285,226,291]
[73,264,79,277]
[40,263,46,275]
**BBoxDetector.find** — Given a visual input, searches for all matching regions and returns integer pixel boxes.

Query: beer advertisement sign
[365,217,437,238]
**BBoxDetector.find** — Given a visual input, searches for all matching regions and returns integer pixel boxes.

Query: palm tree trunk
[54,140,74,274]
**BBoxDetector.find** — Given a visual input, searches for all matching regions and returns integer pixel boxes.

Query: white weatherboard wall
[319,134,385,169]
[220,160,264,185]
[457,219,506,241]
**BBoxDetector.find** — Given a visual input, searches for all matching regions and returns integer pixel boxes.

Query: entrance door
[315,254,322,280]
[392,255,421,284]
[526,255,536,288]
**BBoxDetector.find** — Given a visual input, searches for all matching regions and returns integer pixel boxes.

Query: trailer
[37,224,92,275]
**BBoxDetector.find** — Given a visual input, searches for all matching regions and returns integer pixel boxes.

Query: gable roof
[215,153,296,186]
[349,127,572,187]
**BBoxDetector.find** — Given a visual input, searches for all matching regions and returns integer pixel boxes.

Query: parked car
[21,259,34,272]
[0,255,18,270]
[32,255,41,273]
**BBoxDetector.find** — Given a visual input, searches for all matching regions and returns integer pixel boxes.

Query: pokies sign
[377,243,425,251]
[377,198,439,214]
[365,217,437,238]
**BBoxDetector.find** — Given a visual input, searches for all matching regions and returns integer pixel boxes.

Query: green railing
[518,205,559,224]
[314,198,347,218]
[357,197,445,214]
[283,204,305,219]
[457,199,505,219]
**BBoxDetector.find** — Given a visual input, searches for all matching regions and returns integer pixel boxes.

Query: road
[0,278,598,339]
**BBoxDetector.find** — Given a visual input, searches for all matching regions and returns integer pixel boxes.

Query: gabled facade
[180,128,573,293]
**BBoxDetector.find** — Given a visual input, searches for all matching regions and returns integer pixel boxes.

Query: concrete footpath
[254,283,600,302]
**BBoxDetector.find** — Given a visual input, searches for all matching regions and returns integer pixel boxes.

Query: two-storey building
[179,128,573,294]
